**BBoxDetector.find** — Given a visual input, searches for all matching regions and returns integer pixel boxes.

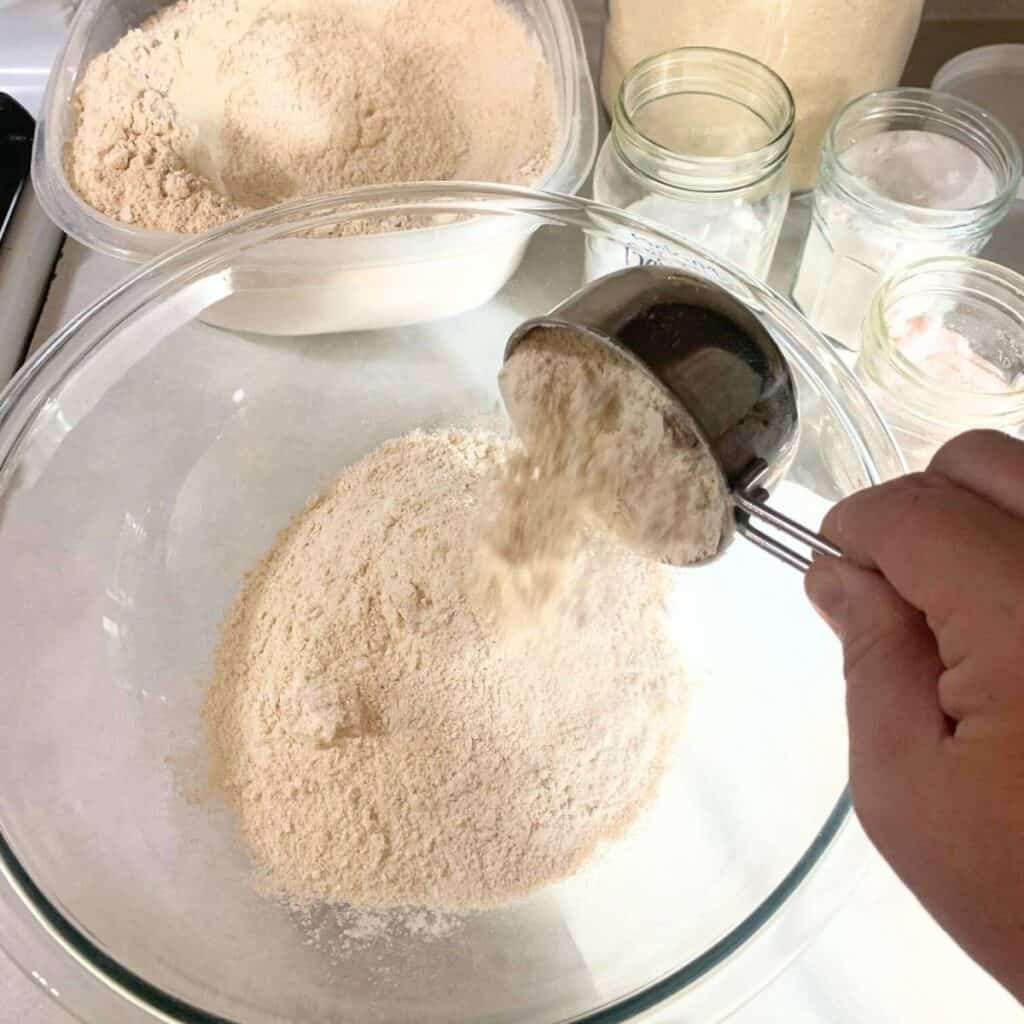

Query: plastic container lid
[933,45,1024,196]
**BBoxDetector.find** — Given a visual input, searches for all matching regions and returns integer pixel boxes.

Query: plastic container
[600,0,923,192]
[857,256,1024,470]
[590,47,793,281]
[0,183,901,1024]
[933,45,1024,198]
[792,88,1022,350]
[31,0,597,333]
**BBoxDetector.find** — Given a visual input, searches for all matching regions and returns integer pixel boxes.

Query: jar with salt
[589,47,794,282]
[792,88,1022,351]
[856,256,1024,471]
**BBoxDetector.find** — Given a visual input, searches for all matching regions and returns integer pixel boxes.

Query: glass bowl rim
[0,181,901,1024]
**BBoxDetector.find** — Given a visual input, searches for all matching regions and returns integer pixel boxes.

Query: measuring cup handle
[732,463,841,572]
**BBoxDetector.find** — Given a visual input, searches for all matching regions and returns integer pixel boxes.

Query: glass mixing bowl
[0,185,903,1023]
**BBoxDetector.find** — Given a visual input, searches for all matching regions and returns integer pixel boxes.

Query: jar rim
[862,255,1024,412]
[612,46,795,192]
[822,87,1022,234]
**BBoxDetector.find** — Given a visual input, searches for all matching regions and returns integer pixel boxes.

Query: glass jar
[600,0,924,191]
[589,47,793,282]
[856,256,1024,470]
[793,88,1022,351]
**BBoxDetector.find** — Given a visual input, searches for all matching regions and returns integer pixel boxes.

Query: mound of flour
[204,430,685,910]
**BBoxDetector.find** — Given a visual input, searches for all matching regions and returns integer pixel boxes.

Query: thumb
[806,557,949,780]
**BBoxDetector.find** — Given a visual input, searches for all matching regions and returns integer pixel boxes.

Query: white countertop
[1,1,1022,1020]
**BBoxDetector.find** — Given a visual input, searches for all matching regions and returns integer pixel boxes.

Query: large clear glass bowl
[0,184,902,1024]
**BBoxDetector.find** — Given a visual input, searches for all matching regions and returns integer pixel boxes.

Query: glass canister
[856,256,1024,470]
[600,0,924,191]
[589,47,793,281]
[793,89,1022,351]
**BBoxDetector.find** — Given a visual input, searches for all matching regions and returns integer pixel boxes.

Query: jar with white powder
[600,0,924,191]
[793,89,1022,351]
[856,256,1024,470]
[589,47,793,281]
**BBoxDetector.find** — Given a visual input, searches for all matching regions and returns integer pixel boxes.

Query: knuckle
[822,473,938,549]
[928,429,1002,473]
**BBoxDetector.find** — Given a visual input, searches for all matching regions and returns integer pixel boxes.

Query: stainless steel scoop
[503,265,841,572]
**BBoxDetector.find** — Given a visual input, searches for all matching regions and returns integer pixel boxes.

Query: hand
[805,429,1024,1003]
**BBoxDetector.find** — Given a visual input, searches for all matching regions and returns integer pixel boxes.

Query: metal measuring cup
[503,265,841,572]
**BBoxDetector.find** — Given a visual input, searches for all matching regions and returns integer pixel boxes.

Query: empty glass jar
[589,47,794,281]
[856,256,1024,470]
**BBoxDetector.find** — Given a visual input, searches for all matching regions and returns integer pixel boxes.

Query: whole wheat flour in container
[600,0,924,191]
[204,430,686,912]
[66,0,555,233]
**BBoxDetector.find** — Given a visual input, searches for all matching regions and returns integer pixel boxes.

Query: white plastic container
[31,0,597,334]
[197,195,543,335]
[933,45,1024,199]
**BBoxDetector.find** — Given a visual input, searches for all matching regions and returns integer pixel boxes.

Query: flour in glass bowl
[203,430,687,913]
